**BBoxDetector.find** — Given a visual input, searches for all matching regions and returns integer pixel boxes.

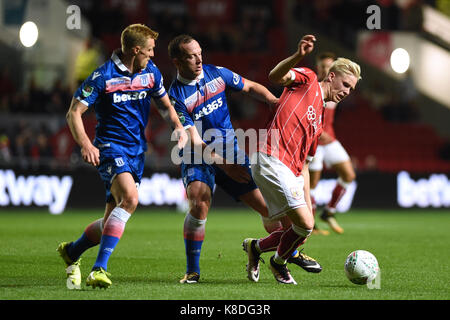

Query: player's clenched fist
[298,35,316,56]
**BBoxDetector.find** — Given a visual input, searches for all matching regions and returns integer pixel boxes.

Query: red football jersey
[260,67,325,176]
[319,101,337,145]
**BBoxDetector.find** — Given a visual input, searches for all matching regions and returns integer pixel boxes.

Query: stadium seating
[335,98,450,173]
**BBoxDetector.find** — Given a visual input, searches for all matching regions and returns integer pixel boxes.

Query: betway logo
[113,91,147,103]
[397,171,450,207]
[138,173,185,206]
[0,170,73,214]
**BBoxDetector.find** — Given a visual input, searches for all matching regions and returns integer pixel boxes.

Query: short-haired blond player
[243,35,361,284]
[57,24,187,289]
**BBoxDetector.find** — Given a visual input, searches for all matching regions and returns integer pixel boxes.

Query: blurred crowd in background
[0,0,449,172]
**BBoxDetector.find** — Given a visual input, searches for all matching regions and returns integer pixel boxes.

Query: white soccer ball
[344,250,379,285]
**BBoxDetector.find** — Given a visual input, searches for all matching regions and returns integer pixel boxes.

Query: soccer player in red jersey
[309,52,357,235]
[243,35,361,284]
[167,35,321,284]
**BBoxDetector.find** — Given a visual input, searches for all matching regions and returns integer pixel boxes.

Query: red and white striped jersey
[260,67,325,176]
[319,101,337,145]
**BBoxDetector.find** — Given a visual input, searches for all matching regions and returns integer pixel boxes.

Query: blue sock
[185,239,203,274]
[92,235,120,271]
[67,233,96,262]
[292,249,298,257]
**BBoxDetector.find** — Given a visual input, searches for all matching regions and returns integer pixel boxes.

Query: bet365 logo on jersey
[113,91,147,103]
[194,97,223,120]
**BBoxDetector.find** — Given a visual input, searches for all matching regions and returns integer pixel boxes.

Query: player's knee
[120,193,139,213]
[187,185,211,218]
[292,223,313,238]
[257,205,269,218]
[300,211,315,230]
[189,199,209,218]
[341,171,356,183]
[302,218,315,231]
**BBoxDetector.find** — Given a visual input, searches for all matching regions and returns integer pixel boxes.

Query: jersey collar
[176,70,204,86]
[111,49,132,74]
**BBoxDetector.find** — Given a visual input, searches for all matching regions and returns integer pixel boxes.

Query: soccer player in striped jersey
[57,24,187,289]
[244,35,361,284]
[167,34,321,284]
[309,52,357,235]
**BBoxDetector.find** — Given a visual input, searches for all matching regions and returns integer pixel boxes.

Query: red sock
[84,218,104,244]
[277,226,310,260]
[183,213,206,241]
[257,229,284,252]
[327,180,348,211]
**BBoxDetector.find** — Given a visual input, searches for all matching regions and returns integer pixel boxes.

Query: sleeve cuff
[75,97,89,106]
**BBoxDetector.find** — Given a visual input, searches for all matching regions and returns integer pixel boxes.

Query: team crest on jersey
[82,85,93,98]
[139,74,149,86]
[306,105,316,121]
[207,82,217,93]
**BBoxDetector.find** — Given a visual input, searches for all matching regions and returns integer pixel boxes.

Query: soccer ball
[344,250,379,285]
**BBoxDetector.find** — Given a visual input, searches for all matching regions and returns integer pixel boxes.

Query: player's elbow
[65,109,74,124]
[268,71,278,84]
[268,71,284,85]
[66,99,86,124]
[65,108,79,125]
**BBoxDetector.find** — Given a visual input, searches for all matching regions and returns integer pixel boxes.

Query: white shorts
[309,140,350,172]
[251,152,307,220]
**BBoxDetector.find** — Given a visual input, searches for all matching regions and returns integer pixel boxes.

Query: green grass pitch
[0,208,449,300]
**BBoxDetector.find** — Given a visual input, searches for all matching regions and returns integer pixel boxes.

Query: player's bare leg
[87,172,137,289]
[239,189,283,232]
[180,181,211,283]
[57,198,116,289]
[240,189,321,274]
[267,206,315,284]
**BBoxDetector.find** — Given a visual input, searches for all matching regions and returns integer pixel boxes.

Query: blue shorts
[180,154,258,201]
[97,150,145,203]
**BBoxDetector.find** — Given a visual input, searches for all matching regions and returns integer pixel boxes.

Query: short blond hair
[329,58,362,81]
[121,24,159,53]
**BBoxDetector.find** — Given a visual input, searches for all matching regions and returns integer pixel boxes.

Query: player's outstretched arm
[153,94,188,149]
[66,98,100,166]
[186,126,251,184]
[268,34,316,86]
[241,79,278,108]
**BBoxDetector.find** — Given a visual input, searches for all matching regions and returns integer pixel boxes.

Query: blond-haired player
[243,35,361,284]
[167,34,322,284]
[57,24,187,289]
